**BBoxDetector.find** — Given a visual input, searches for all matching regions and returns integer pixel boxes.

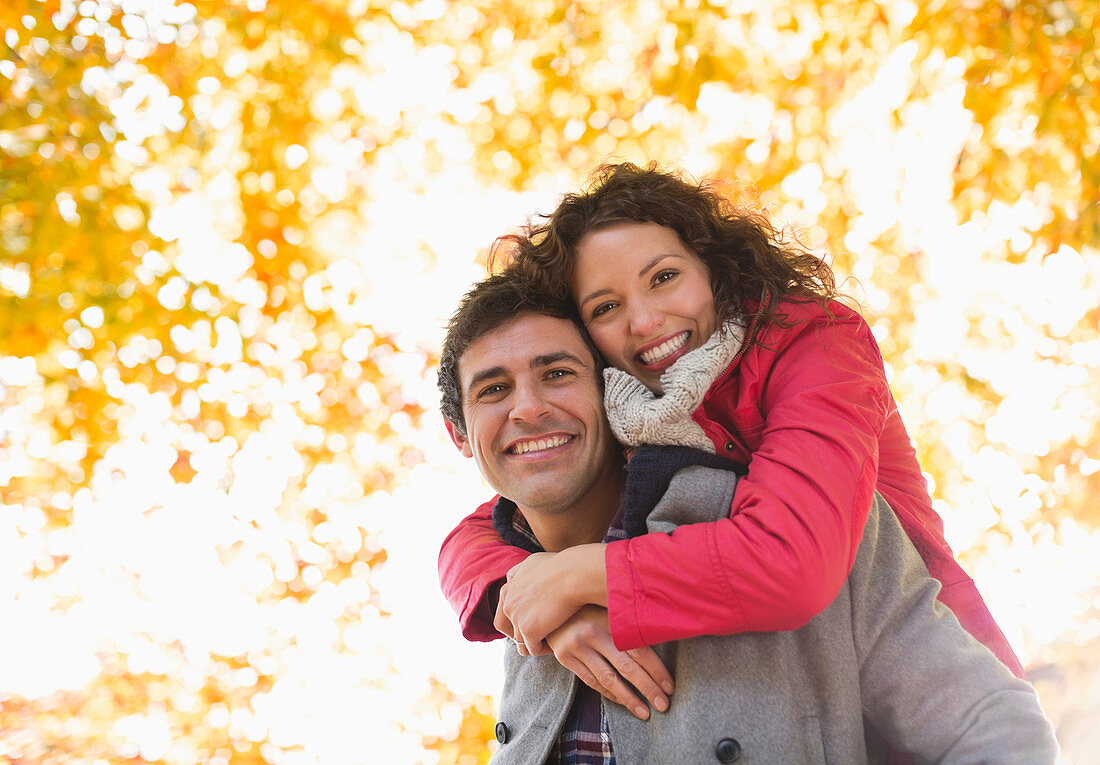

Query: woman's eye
[654,269,678,285]
[590,302,615,319]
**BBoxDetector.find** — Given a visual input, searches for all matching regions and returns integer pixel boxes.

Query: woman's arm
[499,446,748,651]
[453,304,895,653]
[502,304,894,650]
[437,497,529,641]
[499,542,607,653]
[439,501,676,717]
[605,303,890,648]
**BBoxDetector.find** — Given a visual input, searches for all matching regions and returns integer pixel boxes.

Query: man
[437,273,1057,763]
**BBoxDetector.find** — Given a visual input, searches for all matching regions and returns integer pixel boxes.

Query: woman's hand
[544,605,673,721]
[495,544,608,654]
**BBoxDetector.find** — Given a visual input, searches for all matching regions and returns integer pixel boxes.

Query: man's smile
[506,434,575,455]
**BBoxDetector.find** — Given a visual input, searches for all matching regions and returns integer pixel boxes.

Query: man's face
[446,312,619,514]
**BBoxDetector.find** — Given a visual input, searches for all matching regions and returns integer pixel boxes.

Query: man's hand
[497,544,608,654]
[546,605,673,721]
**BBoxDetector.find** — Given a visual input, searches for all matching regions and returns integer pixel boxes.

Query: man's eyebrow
[531,351,588,369]
[465,366,506,394]
[575,252,684,310]
[464,351,589,396]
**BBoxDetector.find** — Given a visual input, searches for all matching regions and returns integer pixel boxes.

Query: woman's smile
[571,222,718,393]
[636,330,692,366]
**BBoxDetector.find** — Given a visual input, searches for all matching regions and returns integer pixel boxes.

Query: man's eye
[477,383,507,398]
[547,368,573,380]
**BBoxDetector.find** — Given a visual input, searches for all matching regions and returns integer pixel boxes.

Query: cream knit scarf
[603,321,745,452]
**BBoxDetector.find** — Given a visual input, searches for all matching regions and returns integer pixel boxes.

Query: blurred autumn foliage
[1,0,1097,762]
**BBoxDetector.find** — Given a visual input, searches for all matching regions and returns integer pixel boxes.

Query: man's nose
[509,383,551,422]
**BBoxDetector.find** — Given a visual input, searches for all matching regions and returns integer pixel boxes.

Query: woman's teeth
[639,332,689,365]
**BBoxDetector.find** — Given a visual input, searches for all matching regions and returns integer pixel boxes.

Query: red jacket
[437,299,1025,677]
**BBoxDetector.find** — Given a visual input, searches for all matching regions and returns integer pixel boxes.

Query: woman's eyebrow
[576,287,611,310]
[637,252,679,278]
[576,253,683,309]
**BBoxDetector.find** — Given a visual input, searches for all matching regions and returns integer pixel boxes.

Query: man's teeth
[512,435,570,454]
[639,332,689,365]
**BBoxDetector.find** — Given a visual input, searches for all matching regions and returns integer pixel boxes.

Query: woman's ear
[444,420,474,458]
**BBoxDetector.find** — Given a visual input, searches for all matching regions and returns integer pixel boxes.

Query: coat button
[715,737,741,763]
[724,441,735,451]
[494,721,509,744]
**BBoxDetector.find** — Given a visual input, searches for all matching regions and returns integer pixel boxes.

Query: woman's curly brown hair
[490,162,838,332]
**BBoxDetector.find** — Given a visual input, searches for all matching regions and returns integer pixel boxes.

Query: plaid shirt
[502,502,628,765]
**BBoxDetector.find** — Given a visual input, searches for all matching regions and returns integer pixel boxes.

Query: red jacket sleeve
[437,497,530,642]
[606,304,891,649]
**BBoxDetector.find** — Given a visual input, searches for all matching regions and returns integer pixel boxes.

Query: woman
[438,162,1024,685]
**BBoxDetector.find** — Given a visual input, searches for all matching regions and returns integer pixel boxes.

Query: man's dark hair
[438,270,601,436]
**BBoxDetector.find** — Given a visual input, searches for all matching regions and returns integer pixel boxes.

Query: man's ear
[444,419,474,458]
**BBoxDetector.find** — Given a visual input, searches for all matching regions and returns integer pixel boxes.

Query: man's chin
[505,475,580,511]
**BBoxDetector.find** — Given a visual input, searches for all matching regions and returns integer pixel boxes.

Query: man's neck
[518,467,626,553]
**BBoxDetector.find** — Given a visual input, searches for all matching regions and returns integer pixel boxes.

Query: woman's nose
[628,302,665,337]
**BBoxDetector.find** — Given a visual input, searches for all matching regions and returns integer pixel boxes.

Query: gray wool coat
[490,466,1057,764]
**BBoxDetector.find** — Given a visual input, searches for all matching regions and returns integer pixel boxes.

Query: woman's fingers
[607,645,672,711]
[500,555,581,649]
[625,645,675,697]
[559,649,650,720]
[544,606,672,720]
[493,582,515,640]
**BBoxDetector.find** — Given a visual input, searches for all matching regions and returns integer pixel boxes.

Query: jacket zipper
[711,287,771,458]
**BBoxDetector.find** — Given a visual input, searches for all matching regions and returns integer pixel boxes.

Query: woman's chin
[634,368,663,394]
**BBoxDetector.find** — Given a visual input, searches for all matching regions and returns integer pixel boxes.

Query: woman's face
[570,221,718,393]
